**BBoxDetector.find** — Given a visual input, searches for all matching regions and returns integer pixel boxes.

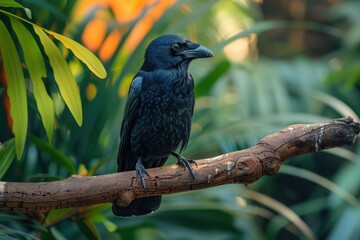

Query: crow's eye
[171,43,180,52]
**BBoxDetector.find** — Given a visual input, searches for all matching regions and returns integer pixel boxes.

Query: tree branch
[1,117,359,212]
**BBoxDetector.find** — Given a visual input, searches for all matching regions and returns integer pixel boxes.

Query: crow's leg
[135,157,151,191]
[171,152,197,181]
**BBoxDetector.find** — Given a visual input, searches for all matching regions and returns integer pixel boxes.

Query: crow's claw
[135,158,151,191]
[171,152,196,181]
[187,159,198,168]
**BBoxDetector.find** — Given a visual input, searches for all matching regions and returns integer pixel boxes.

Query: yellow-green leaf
[0,0,32,19]
[0,0,24,8]
[0,139,16,179]
[76,219,101,240]
[45,30,107,79]
[0,20,27,159]
[92,214,117,232]
[34,25,83,126]
[0,12,104,80]
[10,17,55,142]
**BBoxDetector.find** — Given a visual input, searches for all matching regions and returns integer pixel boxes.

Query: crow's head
[142,34,213,71]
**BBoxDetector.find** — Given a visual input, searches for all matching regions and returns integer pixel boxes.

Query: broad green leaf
[0,139,16,179]
[45,30,107,79]
[0,0,24,8]
[0,10,104,79]
[10,17,55,142]
[29,135,76,174]
[1,10,105,127]
[0,0,32,19]
[34,25,83,126]
[0,20,27,159]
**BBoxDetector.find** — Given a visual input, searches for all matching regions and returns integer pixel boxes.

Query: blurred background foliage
[0,0,360,239]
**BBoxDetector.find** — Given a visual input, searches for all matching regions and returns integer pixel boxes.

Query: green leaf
[0,139,16,179]
[29,135,76,174]
[0,10,104,79]
[33,25,83,126]
[0,10,104,127]
[328,208,360,240]
[0,0,32,19]
[49,227,67,240]
[102,218,117,232]
[0,0,24,8]
[88,152,116,176]
[243,190,316,240]
[0,19,28,159]
[91,214,117,232]
[280,165,360,210]
[46,208,76,224]
[79,204,110,219]
[76,219,101,240]
[312,90,360,122]
[10,17,55,142]
[45,30,107,79]
[196,60,231,97]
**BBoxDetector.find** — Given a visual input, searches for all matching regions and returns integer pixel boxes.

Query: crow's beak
[181,45,214,59]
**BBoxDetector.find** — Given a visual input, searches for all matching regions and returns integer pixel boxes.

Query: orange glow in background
[0,60,13,131]
[75,0,176,62]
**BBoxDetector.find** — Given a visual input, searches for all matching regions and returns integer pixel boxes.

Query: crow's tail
[112,196,161,217]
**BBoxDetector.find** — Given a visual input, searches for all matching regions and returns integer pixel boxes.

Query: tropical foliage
[0,0,359,239]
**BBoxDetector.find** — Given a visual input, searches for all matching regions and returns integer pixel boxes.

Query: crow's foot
[171,152,197,181]
[135,158,151,191]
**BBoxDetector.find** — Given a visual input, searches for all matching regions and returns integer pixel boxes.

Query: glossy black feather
[113,34,213,216]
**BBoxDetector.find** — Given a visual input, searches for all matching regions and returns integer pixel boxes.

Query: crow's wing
[179,73,195,153]
[117,76,143,172]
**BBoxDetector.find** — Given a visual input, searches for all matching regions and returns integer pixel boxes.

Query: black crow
[112,34,213,216]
